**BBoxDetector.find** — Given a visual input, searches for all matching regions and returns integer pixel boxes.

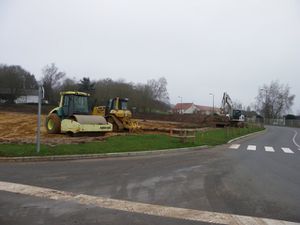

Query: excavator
[220,92,245,127]
[92,97,140,132]
[45,91,113,134]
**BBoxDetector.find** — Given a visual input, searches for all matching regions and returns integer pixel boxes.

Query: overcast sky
[1,0,299,112]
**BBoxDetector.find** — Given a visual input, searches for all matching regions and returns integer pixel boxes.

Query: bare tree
[147,77,169,103]
[255,80,295,119]
[42,63,65,104]
[60,78,78,91]
[232,99,243,110]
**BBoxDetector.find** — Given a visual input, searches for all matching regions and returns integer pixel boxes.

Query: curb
[227,128,267,144]
[0,145,209,163]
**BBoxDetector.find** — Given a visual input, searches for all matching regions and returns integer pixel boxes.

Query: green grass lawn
[197,126,264,146]
[0,125,264,157]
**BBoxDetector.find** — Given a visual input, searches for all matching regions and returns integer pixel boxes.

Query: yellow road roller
[45,91,112,134]
[93,97,140,132]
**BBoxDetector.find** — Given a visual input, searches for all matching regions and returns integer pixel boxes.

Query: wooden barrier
[170,129,196,143]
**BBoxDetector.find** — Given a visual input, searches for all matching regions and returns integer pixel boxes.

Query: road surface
[0,125,299,224]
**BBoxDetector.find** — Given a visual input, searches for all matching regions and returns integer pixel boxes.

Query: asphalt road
[0,125,300,225]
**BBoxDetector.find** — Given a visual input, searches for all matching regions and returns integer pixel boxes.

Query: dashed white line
[229,144,240,149]
[281,148,294,154]
[0,181,298,225]
[247,145,256,151]
[264,146,275,152]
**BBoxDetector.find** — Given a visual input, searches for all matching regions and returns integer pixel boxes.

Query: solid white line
[264,146,275,152]
[0,181,298,225]
[229,144,240,149]
[281,148,294,154]
[247,145,256,151]
[292,131,300,150]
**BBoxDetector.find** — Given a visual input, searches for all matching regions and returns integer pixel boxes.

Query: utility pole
[209,93,214,115]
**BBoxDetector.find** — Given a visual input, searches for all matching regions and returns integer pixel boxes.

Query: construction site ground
[0,110,208,145]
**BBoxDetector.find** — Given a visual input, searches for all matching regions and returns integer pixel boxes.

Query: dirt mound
[134,113,222,127]
[138,119,200,132]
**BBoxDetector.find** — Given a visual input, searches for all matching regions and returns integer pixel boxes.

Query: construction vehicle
[93,97,140,132]
[45,91,113,134]
[220,92,245,127]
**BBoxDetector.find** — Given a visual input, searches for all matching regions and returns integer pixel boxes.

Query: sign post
[36,85,43,153]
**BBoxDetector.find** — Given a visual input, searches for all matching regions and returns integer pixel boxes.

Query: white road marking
[264,146,275,152]
[292,131,300,150]
[281,148,294,154]
[229,144,240,149]
[0,181,298,225]
[247,145,256,151]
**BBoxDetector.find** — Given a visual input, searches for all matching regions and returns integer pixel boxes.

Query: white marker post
[36,85,43,153]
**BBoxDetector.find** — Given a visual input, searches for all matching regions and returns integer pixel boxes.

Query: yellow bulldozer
[45,91,113,134]
[93,97,140,132]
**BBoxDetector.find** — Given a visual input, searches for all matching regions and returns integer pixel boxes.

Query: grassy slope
[0,126,264,157]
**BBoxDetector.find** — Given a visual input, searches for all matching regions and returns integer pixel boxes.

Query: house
[0,88,39,104]
[196,105,220,115]
[15,89,39,104]
[173,103,221,115]
[173,103,199,114]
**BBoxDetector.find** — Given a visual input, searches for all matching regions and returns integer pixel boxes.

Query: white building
[173,103,221,115]
[15,89,39,104]
[173,103,199,114]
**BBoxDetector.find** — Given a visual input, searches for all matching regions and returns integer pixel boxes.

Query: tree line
[0,63,296,117]
[0,64,38,103]
[0,63,170,113]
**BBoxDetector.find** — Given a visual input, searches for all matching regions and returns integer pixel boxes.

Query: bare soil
[0,111,112,145]
[0,111,205,145]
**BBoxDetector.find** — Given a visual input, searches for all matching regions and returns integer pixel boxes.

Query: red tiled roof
[173,103,220,112]
[196,105,211,111]
[173,103,194,110]
[196,105,220,111]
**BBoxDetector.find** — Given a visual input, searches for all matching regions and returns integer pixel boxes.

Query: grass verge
[0,126,264,157]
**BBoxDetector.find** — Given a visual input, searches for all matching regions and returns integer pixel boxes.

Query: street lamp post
[260,88,268,124]
[209,93,214,115]
[178,96,183,114]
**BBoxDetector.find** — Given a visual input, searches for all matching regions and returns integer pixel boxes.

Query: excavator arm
[221,92,233,116]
